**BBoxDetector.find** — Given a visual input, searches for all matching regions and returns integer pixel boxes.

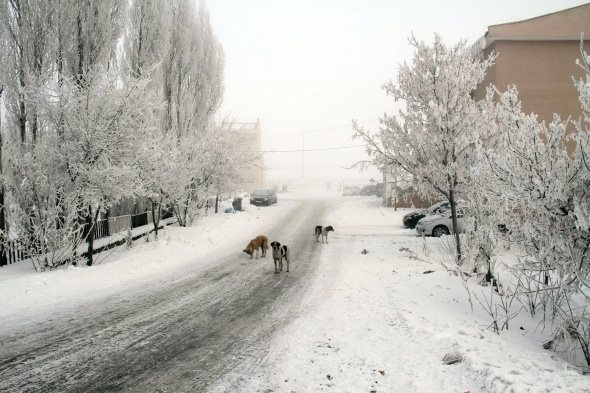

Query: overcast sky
[208,0,589,186]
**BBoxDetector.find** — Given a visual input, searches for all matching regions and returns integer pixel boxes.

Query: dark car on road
[360,185,378,196]
[250,189,272,206]
[402,201,450,229]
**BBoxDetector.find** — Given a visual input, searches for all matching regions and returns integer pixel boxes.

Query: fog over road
[0,199,332,392]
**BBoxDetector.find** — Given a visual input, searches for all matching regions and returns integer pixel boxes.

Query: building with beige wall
[472,3,590,123]
[383,4,590,209]
[230,120,265,192]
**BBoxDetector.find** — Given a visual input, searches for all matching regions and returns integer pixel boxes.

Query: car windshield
[252,190,267,196]
[429,202,449,213]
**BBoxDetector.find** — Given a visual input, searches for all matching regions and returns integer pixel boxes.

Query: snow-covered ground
[213,196,589,393]
[0,197,298,328]
[1,194,588,392]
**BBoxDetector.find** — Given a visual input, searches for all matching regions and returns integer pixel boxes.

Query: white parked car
[415,209,465,237]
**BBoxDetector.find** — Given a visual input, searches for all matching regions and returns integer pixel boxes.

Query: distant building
[472,3,590,124]
[382,167,433,209]
[229,120,265,192]
[383,4,590,209]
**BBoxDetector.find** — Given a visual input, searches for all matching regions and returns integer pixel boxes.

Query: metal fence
[130,212,149,229]
[94,219,109,239]
[0,211,161,267]
[0,239,28,266]
[95,211,154,240]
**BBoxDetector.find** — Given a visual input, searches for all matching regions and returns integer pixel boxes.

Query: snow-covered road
[0,198,333,392]
[1,194,588,392]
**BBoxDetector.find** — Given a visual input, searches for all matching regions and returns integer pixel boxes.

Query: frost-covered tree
[6,67,159,268]
[126,0,170,237]
[130,0,225,229]
[126,0,170,79]
[0,0,60,266]
[0,0,228,270]
[34,68,160,266]
[0,86,7,265]
[481,80,590,366]
[161,0,224,139]
[166,130,216,227]
[206,124,249,212]
[3,135,82,270]
[354,34,496,260]
[60,0,124,80]
[572,41,590,232]
[0,0,55,144]
[155,0,224,225]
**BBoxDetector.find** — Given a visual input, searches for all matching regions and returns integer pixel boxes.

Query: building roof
[472,3,590,54]
[222,119,261,133]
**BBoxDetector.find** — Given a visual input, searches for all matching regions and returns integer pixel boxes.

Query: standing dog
[270,241,290,273]
[243,235,269,259]
[314,225,334,244]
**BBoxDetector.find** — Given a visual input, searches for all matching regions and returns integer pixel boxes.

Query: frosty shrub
[477,47,590,366]
[462,154,503,284]
[471,279,522,334]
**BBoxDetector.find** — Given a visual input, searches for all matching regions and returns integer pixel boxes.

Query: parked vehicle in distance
[250,189,272,206]
[402,201,450,229]
[268,189,278,204]
[360,185,378,196]
[343,186,362,196]
[415,209,465,237]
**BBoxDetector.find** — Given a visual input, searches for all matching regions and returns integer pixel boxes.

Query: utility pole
[301,133,304,178]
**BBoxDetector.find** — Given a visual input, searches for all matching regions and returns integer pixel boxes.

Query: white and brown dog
[270,241,290,273]
[243,235,269,259]
[314,225,334,244]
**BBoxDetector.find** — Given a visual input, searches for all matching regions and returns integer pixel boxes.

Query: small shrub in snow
[471,280,522,334]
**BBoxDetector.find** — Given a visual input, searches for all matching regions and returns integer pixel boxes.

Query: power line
[264,118,379,139]
[259,145,365,153]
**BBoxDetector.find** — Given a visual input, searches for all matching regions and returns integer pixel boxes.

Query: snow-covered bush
[479,79,590,368]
